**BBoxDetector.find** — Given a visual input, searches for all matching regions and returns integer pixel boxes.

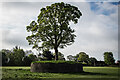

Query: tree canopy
[41,49,54,60]
[1,51,8,66]
[67,55,76,61]
[77,52,89,62]
[8,46,25,66]
[88,57,97,66]
[26,2,82,60]
[104,52,115,65]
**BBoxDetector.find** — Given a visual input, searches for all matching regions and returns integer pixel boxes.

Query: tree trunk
[55,47,58,61]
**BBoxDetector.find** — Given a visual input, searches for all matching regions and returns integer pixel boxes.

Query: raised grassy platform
[31,61,83,73]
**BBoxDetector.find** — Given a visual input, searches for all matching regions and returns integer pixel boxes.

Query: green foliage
[13,46,25,65]
[22,54,37,66]
[7,46,25,66]
[26,2,82,60]
[55,52,65,60]
[1,51,8,66]
[41,49,54,60]
[77,52,89,62]
[67,55,76,61]
[0,46,38,66]
[28,54,37,61]
[1,49,11,66]
[88,57,97,66]
[32,60,81,64]
[22,56,31,66]
[104,52,115,65]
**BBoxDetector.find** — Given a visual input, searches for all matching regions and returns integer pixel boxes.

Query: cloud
[0,2,118,61]
[59,2,118,60]
[0,0,119,2]
[0,2,53,49]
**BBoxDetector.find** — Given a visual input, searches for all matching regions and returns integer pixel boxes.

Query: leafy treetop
[26,2,82,60]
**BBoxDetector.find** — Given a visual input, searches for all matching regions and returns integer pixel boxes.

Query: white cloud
[0,2,118,61]
[60,2,118,60]
[0,2,53,49]
[0,0,119,2]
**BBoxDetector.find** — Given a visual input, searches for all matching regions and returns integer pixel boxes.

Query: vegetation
[88,57,97,66]
[67,52,98,66]
[67,55,75,61]
[38,49,65,61]
[1,47,118,66]
[0,46,37,66]
[26,2,82,60]
[1,51,8,66]
[77,52,89,62]
[104,52,115,65]
[32,61,81,64]
[2,67,120,80]
[41,49,54,60]
[1,2,119,80]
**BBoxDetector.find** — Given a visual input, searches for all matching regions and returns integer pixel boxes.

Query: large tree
[104,52,115,65]
[26,2,82,60]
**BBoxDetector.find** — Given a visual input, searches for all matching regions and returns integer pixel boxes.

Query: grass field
[1,66,120,80]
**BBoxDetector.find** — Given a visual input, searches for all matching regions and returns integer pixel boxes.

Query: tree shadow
[67,71,107,75]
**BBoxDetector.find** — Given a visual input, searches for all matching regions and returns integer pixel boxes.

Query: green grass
[32,60,81,64]
[1,66,120,80]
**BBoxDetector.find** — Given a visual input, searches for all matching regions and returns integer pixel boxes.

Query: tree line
[1,46,65,66]
[1,46,119,66]
[67,52,116,66]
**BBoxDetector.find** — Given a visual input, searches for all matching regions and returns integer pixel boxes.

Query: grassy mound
[31,61,83,73]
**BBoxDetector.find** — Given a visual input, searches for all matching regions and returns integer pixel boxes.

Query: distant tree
[0,51,8,66]
[67,55,75,61]
[77,52,89,63]
[88,57,97,66]
[28,54,37,62]
[22,53,37,66]
[7,52,14,66]
[95,61,106,66]
[1,49,11,65]
[26,2,82,60]
[0,47,38,66]
[1,49,11,66]
[104,52,115,65]
[22,56,31,66]
[116,60,120,66]
[42,49,54,60]
[13,46,25,65]
[57,52,65,60]
[74,53,79,61]
[1,49,11,54]
[25,50,34,56]
[7,46,25,66]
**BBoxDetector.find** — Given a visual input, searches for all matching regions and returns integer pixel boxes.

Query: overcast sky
[0,0,119,61]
